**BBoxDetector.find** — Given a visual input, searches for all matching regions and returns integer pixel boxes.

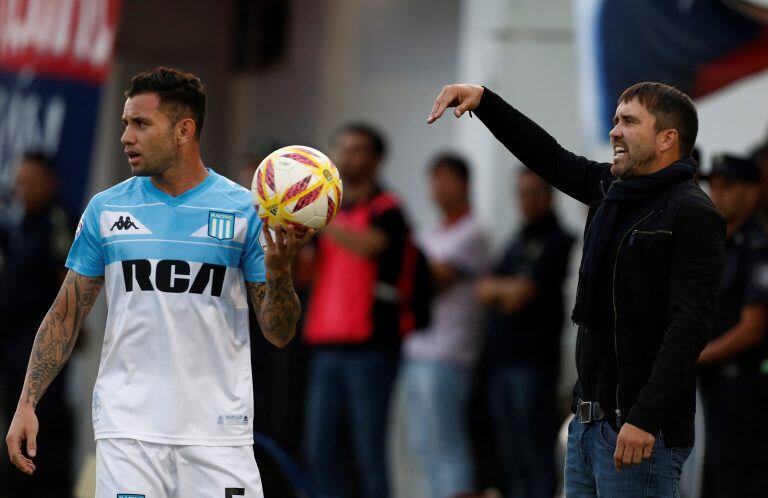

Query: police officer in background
[0,152,74,498]
[699,154,768,498]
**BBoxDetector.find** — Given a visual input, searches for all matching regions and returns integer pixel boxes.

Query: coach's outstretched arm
[428,84,609,206]
[6,270,104,474]
[246,224,310,348]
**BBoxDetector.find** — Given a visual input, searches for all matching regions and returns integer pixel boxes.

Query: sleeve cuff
[65,260,104,278]
[626,403,662,436]
[244,271,266,283]
[473,86,497,119]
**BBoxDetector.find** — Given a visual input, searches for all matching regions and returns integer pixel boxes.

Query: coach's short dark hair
[431,153,470,183]
[618,82,698,157]
[125,67,206,139]
[334,122,387,159]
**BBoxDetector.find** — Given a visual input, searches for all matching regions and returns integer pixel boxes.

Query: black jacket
[475,88,725,447]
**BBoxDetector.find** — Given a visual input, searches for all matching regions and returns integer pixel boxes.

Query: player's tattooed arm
[246,276,300,348]
[7,270,102,474]
[246,225,312,347]
[21,270,104,408]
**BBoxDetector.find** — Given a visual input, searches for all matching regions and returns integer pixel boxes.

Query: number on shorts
[225,488,245,498]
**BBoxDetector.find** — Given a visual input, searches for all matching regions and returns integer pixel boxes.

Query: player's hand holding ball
[251,145,343,271]
[260,224,313,274]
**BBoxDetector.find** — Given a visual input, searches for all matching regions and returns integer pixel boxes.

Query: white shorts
[96,438,264,498]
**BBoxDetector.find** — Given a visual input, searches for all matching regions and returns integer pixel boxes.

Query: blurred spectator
[698,154,768,498]
[475,169,574,498]
[0,152,74,498]
[302,123,409,498]
[401,154,490,498]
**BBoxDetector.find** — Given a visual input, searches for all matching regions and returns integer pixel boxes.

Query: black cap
[703,154,760,183]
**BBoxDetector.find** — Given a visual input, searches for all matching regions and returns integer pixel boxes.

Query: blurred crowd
[2,123,768,498]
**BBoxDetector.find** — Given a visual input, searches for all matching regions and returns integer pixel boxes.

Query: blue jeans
[564,417,692,498]
[304,349,398,498]
[488,365,558,498]
[402,359,474,498]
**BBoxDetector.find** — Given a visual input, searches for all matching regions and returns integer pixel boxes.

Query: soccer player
[5,67,308,497]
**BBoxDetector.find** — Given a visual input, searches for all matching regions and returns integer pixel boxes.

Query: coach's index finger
[427,84,485,124]
[427,86,454,124]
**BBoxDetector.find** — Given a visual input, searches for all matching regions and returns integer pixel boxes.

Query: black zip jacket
[474,88,725,447]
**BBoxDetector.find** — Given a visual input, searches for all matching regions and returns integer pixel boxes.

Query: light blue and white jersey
[67,170,265,446]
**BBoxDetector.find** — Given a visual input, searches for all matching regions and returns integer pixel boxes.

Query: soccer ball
[251,145,343,230]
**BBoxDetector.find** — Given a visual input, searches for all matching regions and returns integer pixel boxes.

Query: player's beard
[132,138,180,177]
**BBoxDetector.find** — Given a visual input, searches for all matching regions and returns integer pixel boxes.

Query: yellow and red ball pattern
[251,145,343,230]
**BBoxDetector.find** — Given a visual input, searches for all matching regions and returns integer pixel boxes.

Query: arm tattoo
[246,271,300,347]
[22,270,104,408]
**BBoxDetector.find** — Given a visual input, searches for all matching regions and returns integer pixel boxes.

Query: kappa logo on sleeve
[100,211,153,238]
[111,216,139,231]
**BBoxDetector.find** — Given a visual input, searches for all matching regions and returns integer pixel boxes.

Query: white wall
[697,70,768,165]
[455,0,585,243]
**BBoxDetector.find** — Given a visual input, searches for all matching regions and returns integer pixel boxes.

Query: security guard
[699,154,768,498]
[0,152,74,498]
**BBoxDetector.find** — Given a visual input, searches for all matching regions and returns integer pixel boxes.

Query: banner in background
[0,0,122,219]
[575,0,768,147]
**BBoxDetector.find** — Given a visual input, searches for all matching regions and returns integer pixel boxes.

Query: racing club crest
[208,211,235,240]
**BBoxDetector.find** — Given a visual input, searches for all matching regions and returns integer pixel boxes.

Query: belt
[577,399,606,424]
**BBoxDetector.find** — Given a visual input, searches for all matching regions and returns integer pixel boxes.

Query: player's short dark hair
[334,122,387,159]
[21,151,57,176]
[431,153,470,183]
[618,82,698,156]
[125,66,207,139]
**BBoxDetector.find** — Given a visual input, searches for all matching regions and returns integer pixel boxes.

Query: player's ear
[177,117,197,145]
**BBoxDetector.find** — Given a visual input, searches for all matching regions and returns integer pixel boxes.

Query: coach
[427,82,725,497]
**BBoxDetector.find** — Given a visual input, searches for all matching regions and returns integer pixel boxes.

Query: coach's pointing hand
[427,84,485,124]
